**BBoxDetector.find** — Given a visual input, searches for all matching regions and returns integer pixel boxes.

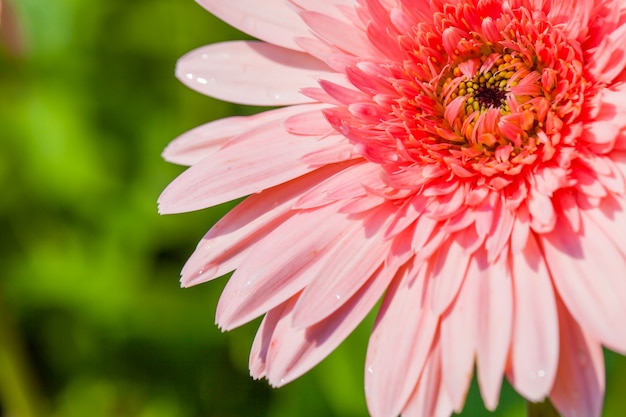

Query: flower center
[473,84,506,109]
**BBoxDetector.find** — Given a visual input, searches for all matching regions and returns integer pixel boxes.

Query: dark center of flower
[474,86,506,109]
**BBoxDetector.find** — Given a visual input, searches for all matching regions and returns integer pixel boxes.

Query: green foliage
[1,1,623,416]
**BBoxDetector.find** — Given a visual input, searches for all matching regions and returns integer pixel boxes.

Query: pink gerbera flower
[159,0,626,416]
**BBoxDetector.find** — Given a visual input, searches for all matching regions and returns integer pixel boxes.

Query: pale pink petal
[176,41,333,105]
[180,162,352,286]
[439,260,478,412]
[251,262,397,386]
[300,11,373,57]
[164,104,329,166]
[158,118,346,213]
[216,204,354,330]
[291,204,395,327]
[428,231,473,315]
[402,342,455,417]
[291,0,358,22]
[550,298,605,417]
[475,249,513,410]
[579,193,626,256]
[249,297,292,379]
[508,234,559,402]
[294,161,381,209]
[365,265,439,417]
[542,213,626,352]
[196,0,310,51]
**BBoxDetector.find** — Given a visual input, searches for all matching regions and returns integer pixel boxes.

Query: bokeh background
[1,1,626,416]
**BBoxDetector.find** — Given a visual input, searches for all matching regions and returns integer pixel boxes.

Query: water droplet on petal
[367,366,374,374]
[197,77,208,85]
[537,369,546,378]
[335,294,342,300]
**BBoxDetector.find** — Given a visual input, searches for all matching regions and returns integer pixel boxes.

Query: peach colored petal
[293,161,380,209]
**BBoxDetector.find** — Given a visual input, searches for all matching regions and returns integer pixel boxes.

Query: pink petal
[196,0,310,51]
[291,0,358,23]
[402,342,455,417]
[508,234,559,402]
[158,117,346,213]
[365,265,439,417]
[251,261,397,386]
[428,232,473,315]
[215,204,354,330]
[587,23,626,84]
[294,161,381,209]
[249,297,293,380]
[541,211,626,352]
[180,162,352,286]
[550,298,605,417]
[176,41,333,105]
[547,0,593,39]
[580,193,626,256]
[164,104,328,166]
[291,204,395,327]
[300,11,372,57]
[439,259,479,412]
[474,249,513,410]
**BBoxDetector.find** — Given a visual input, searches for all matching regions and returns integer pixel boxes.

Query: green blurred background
[1,1,625,416]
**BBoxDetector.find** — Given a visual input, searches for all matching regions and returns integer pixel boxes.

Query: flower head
[159,1,626,416]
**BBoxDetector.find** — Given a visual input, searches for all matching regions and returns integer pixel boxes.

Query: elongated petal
[176,41,333,105]
[550,298,605,417]
[365,265,439,417]
[508,234,559,402]
[475,249,512,410]
[216,204,354,330]
[402,342,455,417]
[251,262,397,386]
[292,204,395,327]
[164,104,329,166]
[180,162,352,286]
[249,298,292,379]
[439,259,478,411]
[158,118,346,213]
[542,212,626,352]
[197,0,310,51]
[428,233,472,315]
